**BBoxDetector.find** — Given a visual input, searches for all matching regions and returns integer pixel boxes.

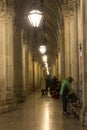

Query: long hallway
[0,90,86,130]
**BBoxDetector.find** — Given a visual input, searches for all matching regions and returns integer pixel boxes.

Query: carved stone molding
[63,0,74,22]
[0,11,14,24]
[68,0,74,11]
[73,0,80,6]
[0,1,15,23]
[6,0,14,7]
[0,0,6,12]
[63,0,80,15]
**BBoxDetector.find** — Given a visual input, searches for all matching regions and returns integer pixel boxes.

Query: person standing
[41,77,46,95]
[60,76,73,115]
[50,76,59,95]
[45,75,50,93]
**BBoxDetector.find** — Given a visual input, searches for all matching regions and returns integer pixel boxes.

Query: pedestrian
[41,77,46,96]
[60,76,73,115]
[45,75,50,93]
[50,76,58,94]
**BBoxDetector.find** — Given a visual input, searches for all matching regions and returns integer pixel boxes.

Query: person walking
[60,76,73,115]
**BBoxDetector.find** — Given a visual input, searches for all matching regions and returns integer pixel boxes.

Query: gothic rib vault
[14,0,63,65]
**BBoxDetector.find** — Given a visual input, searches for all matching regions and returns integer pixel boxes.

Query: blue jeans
[62,94,68,113]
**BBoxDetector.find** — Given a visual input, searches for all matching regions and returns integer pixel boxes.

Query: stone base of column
[17,97,26,103]
[0,98,17,113]
[6,98,17,111]
[80,110,87,127]
[16,94,26,103]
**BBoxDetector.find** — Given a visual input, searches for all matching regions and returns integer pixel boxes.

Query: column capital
[63,0,74,23]
[73,0,80,6]
[0,13,13,23]
[0,6,15,23]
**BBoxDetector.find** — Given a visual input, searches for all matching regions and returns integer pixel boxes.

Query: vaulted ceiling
[14,0,63,64]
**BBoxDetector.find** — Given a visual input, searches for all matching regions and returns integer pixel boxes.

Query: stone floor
[0,90,87,130]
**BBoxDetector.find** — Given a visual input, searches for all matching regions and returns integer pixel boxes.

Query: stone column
[14,26,26,103]
[63,1,71,77]
[72,1,79,94]
[21,28,30,96]
[55,55,58,77]
[37,62,40,88]
[28,51,33,92]
[69,1,79,93]
[63,0,79,88]
[5,6,17,109]
[34,61,38,89]
[0,2,7,112]
[60,26,65,80]
[25,48,30,95]
[75,0,84,102]
[55,58,57,77]
[0,2,16,113]
[81,0,87,127]
[28,44,35,91]
[57,52,61,80]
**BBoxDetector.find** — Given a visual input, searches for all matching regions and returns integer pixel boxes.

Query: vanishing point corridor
[0,0,87,128]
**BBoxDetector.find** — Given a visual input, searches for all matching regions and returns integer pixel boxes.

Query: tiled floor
[0,90,86,130]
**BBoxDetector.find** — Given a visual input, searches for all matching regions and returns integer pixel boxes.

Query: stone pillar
[21,28,30,96]
[60,26,65,80]
[63,1,71,77]
[81,0,87,127]
[72,1,79,94]
[34,61,39,89]
[28,51,33,92]
[28,43,35,91]
[63,0,79,88]
[52,64,56,76]
[0,2,7,112]
[0,2,16,113]
[55,55,58,77]
[33,60,42,91]
[69,1,79,93]
[57,52,61,80]
[55,57,57,76]
[25,48,30,95]
[75,0,84,102]
[37,63,41,88]
[14,25,27,103]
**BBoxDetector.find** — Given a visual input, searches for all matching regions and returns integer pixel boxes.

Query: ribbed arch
[13,0,63,62]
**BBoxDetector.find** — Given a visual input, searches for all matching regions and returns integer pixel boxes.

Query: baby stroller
[68,93,82,119]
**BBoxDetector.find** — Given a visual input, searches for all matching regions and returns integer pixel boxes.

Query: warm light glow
[44,63,48,68]
[39,45,46,54]
[42,55,47,62]
[47,70,49,75]
[28,10,43,27]
[44,104,50,130]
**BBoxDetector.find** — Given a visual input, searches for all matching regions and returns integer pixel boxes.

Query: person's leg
[62,95,67,114]
[46,83,48,91]
[41,89,45,95]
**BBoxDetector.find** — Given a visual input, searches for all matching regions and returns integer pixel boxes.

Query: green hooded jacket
[60,79,71,96]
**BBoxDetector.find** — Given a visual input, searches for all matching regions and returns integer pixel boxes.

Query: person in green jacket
[60,76,73,115]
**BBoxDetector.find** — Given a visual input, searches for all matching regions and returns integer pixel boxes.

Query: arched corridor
[0,90,86,130]
[0,0,87,127]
